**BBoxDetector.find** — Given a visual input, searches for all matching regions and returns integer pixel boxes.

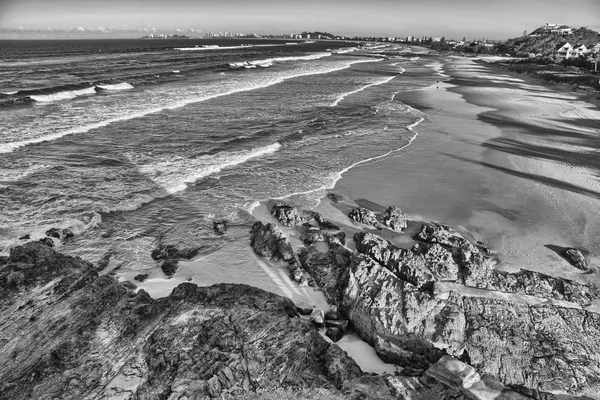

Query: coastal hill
[497,26,600,58]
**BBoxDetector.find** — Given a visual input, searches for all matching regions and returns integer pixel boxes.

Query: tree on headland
[523,30,527,37]
[440,36,446,42]
[462,36,466,42]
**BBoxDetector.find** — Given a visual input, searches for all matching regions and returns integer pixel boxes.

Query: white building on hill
[556,43,573,61]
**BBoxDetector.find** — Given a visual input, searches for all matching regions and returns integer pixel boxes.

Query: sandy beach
[334,56,600,286]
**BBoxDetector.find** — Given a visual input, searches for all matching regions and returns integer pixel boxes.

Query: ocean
[0,39,438,273]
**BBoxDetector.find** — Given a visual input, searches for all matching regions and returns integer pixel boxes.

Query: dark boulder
[19,234,30,240]
[327,193,344,203]
[213,220,227,235]
[562,248,588,271]
[45,228,74,241]
[325,305,343,321]
[326,327,344,342]
[45,228,62,239]
[96,252,111,271]
[348,207,382,229]
[325,319,349,331]
[270,203,305,227]
[381,206,408,231]
[249,221,294,262]
[296,302,313,315]
[160,259,179,277]
[38,237,55,247]
[134,274,149,282]
[310,309,325,327]
[151,244,199,261]
[62,228,75,240]
[313,212,340,230]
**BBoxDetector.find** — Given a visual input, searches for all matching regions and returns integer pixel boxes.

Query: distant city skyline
[1,0,599,40]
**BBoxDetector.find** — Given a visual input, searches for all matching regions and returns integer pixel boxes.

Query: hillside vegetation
[497,27,600,58]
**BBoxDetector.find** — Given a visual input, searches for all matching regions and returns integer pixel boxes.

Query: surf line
[330,62,403,107]
[248,105,426,212]
[0,58,380,154]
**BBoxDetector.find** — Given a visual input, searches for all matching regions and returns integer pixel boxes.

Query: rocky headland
[0,197,598,399]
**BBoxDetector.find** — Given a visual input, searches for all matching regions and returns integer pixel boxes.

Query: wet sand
[334,56,600,285]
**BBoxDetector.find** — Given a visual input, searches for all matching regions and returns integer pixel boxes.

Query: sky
[1,0,599,39]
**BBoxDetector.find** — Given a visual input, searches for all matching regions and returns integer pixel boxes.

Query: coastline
[332,55,600,285]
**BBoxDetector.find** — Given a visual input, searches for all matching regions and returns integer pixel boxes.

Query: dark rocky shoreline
[0,198,598,399]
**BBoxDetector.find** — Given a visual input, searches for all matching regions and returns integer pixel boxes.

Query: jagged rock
[271,203,340,230]
[298,242,352,304]
[325,305,343,321]
[122,281,137,290]
[0,243,388,399]
[423,355,480,390]
[313,212,340,230]
[19,234,30,240]
[354,232,459,290]
[45,227,62,239]
[326,327,344,342]
[299,226,600,397]
[160,259,179,277]
[38,237,55,247]
[296,302,313,315]
[287,259,313,285]
[325,320,349,331]
[348,207,382,229]
[151,244,199,261]
[327,193,344,203]
[310,309,325,327]
[96,252,111,271]
[213,220,227,235]
[45,227,74,241]
[62,228,75,240]
[134,273,149,282]
[321,345,363,388]
[271,203,305,227]
[250,221,294,262]
[381,206,408,231]
[562,247,588,271]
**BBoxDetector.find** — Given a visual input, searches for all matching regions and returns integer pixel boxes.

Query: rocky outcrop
[45,227,75,241]
[562,247,588,271]
[250,221,294,262]
[0,242,374,399]
[327,193,344,203]
[271,203,340,230]
[271,203,305,227]
[213,220,227,235]
[354,232,459,290]
[296,225,600,398]
[348,207,382,229]
[381,206,408,231]
[150,243,202,278]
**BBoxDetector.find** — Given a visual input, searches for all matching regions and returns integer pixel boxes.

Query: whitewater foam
[96,82,134,91]
[331,71,396,107]
[139,142,282,194]
[268,105,426,204]
[30,87,97,102]
[1,57,379,154]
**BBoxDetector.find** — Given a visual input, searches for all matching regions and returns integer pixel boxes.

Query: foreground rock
[271,203,339,230]
[381,206,408,231]
[562,247,588,271]
[296,224,600,398]
[348,207,382,229]
[151,243,202,278]
[250,221,294,262]
[0,241,363,399]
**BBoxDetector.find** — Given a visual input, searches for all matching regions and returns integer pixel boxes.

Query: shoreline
[332,55,599,285]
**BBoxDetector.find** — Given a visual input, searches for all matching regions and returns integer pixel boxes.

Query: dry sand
[334,56,600,286]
